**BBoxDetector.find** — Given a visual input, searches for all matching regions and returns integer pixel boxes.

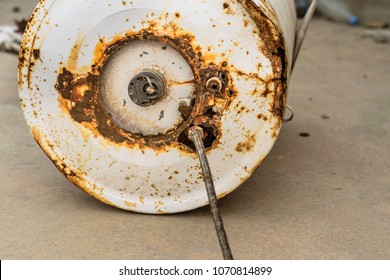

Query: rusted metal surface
[55,30,235,152]
[18,0,298,214]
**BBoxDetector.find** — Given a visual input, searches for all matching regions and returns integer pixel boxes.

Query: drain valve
[128,70,167,107]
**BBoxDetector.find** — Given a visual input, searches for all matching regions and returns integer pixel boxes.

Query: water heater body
[19,0,311,214]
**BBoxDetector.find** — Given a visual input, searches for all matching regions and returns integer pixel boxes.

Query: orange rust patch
[31,126,42,143]
[223,3,235,15]
[235,134,256,153]
[125,201,137,208]
[71,84,90,102]
[217,191,229,200]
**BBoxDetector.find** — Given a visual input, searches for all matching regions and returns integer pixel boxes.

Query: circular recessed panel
[99,39,195,135]
[19,0,289,214]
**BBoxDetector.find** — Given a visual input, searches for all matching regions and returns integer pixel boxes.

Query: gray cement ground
[0,1,389,259]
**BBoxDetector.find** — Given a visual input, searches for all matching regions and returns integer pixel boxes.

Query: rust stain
[257,113,268,121]
[223,2,235,15]
[229,65,265,84]
[125,201,137,208]
[235,133,256,153]
[217,191,229,200]
[31,126,42,143]
[239,0,288,132]
[248,156,266,176]
[18,2,51,89]
[154,201,164,210]
[32,49,40,61]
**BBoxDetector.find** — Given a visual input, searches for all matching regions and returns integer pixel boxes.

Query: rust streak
[239,0,288,131]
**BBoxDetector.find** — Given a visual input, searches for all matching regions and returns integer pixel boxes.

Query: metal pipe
[293,0,318,70]
[188,126,234,260]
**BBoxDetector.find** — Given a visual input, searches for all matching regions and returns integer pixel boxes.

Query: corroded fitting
[128,70,167,107]
[206,77,223,93]
[188,126,204,142]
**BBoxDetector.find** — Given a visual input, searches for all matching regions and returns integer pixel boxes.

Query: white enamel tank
[18,0,314,214]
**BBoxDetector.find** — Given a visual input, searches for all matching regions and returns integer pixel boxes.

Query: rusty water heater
[18,0,315,214]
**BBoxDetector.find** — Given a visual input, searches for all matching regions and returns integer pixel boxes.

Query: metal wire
[292,0,318,70]
[188,126,234,260]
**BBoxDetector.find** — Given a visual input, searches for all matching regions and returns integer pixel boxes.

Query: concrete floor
[1,1,390,260]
